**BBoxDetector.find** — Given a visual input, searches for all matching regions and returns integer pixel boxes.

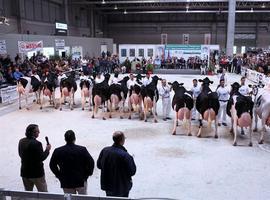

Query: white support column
[226,0,236,57]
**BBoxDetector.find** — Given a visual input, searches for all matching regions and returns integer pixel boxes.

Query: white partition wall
[0,34,113,59]
[119,44,161,63]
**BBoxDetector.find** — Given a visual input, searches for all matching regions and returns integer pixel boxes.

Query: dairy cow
[170,81,194,136]
[196,77,220,138]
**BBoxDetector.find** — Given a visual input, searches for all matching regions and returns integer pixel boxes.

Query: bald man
[97,131,136,197]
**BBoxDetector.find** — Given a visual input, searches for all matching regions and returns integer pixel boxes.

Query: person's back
[50,130,94,194]
[97,131,136,197]
[51,144,94,188]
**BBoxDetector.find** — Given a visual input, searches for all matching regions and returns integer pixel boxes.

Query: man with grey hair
[49,130,94,194]
[97,131,136,197]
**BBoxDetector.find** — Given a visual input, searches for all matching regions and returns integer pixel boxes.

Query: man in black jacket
[49,130,94,194]
[18,124,51,192]
[97,131,136,197]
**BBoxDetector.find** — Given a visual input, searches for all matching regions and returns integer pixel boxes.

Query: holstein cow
[17,74,42,110]
[251,83,270,144]
[128,75,143,119]
[140,75,161,122]
[59,75,77,110]
[40,72,58,109]
[92,73,111,119]
[196,77,220,138]
[170,81,194,136]
[79,77,93,111]
[108,76,129,119]
[227,82,254,146]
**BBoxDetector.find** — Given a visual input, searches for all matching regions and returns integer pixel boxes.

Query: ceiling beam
[102,10,270,14]
[71,0,270,5]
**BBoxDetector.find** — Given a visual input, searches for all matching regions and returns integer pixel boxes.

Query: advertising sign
[18,41,43,53]
[0,40,7,54]
[0,86,18,103]
[55,39,65,50]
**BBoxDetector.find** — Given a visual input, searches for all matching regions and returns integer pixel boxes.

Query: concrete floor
[0,73,270,200]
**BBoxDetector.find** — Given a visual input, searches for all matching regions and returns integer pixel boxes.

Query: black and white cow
[17,75,42,110]
[40,72,58,109]
[59,75,77,110]
[251,83,270,144]
[227,82,254,146]
[170,81,194,136]
[92,73,111,119]
[140,75,161,122]
[128,74,143,120]
[196,77,220,138]
[108,76,129,119]
[79,78,93,111]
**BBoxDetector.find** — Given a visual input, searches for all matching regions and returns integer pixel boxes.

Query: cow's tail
[183,107,187,128]
[208,109,212,128]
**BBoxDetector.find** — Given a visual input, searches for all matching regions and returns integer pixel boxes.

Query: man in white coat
[159,79,171,121]
[191,79,201,120]
[216,79,230,126]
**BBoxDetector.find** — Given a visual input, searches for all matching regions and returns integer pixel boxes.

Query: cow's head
[104,73,111,81]
[152,75,162,85]
[198,77,213,87]
[169,81,184,91]
[230,82,241,96]
[135,74,144,80]
[121,76,130,83]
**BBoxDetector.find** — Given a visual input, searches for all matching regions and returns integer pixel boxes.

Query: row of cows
[16,73,270,146]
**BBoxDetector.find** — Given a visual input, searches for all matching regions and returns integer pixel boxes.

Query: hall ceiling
[71,0,270,14]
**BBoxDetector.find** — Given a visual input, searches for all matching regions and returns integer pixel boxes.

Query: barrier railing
[0,189,130,200]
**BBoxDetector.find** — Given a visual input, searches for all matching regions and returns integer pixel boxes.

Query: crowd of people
[18,124,136,197]
[218,52,270,76]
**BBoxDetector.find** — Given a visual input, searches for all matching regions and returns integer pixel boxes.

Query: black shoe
[166,117,172,120]
[218,123,221,126]
[163,118,167,121]
[222,123,227,126]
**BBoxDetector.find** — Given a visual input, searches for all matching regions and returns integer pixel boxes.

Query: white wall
[0,34,113,59]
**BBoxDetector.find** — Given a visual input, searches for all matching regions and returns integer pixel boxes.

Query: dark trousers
[106,191,129,197]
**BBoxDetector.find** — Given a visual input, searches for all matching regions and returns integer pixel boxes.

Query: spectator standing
[50,130,94,194]
[18,124,51,192]
[97,131,136,197]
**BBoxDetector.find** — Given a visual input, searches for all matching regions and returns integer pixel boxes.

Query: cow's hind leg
[214,118,218,138]
[233,119,238,146]
[172,110,177,135]
[197,115,203,137]
[19,93,22,109]
[259,114,267,144]
[249,124,253,146]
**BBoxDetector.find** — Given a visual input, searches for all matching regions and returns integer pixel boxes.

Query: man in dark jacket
[49,130,94,194]
[97,131,136,197]
[18,124,51,192]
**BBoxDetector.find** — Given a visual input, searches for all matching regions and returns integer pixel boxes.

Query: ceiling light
[101,0,106,4]
[124,10,127,14]
[114,5,118,10]
[262,4,266,8]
